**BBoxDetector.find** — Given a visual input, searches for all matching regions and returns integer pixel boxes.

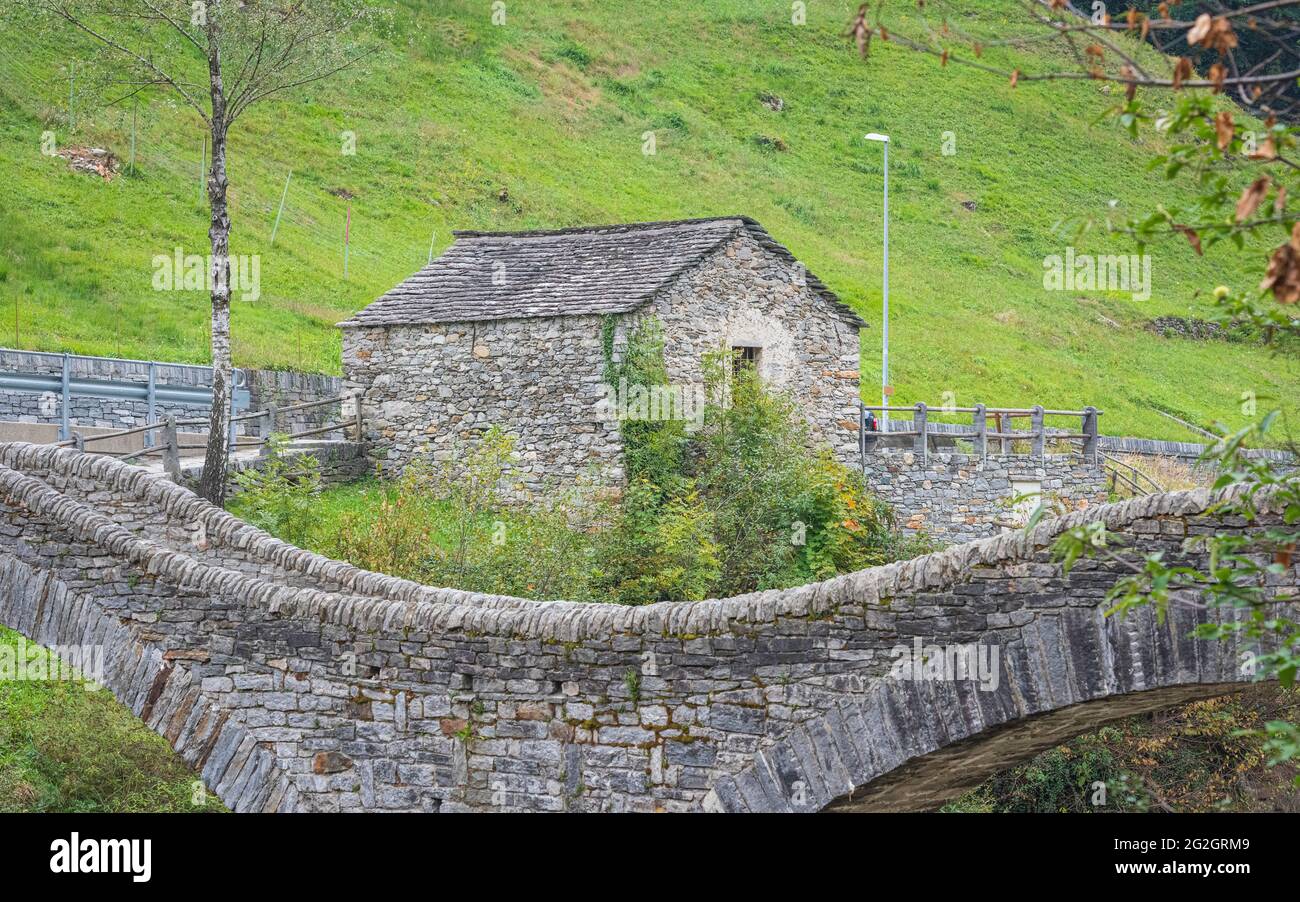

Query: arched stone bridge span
[0,443,1291,812]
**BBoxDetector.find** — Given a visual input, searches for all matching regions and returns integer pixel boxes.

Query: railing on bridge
[859,402,1102,467]
[52,393,363,481]
[1099,450,1165,496]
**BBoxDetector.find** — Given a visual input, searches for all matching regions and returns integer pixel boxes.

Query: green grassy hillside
[0,627,226,812]
[0,0,1295,439]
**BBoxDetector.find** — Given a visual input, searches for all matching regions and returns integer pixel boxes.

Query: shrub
[321,429,605,601]
[229,434,321,547]
[329,466,436,582]
[593,479,720,605]
[692,351,930,593]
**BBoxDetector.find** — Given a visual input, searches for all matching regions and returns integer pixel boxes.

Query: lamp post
[864,132,889,428]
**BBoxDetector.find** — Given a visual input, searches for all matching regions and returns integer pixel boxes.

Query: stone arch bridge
[0,443,1291,812]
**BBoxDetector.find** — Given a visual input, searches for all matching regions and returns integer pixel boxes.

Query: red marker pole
[344,200,352,280]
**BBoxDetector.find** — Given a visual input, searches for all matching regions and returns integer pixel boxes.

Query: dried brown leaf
[1214,111,1234,151]
[1235,176,1270,223]
[1259,223,1300,304]
[1187,13,1212,46]
[1174,225,1203,256]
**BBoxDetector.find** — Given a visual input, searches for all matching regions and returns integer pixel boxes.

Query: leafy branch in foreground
[1050,413,1300,783]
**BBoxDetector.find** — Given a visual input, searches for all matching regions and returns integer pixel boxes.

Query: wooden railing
[860,403,1101,465]
[50,392,362,480]
[1099,451,1165,496]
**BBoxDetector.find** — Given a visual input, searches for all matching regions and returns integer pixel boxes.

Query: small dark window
[732,345,760,375]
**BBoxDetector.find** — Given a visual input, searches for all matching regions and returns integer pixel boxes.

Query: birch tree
[8,0,378,505]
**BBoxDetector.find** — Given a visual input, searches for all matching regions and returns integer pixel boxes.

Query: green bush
[317,428,604,601]
[593,479,720,605]
[329,465,437,582]
[229,434,321,548]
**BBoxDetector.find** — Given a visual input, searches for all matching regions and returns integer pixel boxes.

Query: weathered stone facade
[340,218,864,494]
[0,442,1291,813]
[865,450,1108,545]
[341,315,624,494]
[644,232,862,464]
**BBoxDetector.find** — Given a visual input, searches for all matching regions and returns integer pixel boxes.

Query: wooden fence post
[262,403,278,457]
[162,416,181,481]
[1082,405,1099,463]
[1031,405,1045,460]
[858,401,866,471]
[914,402,928,464]
[972,403,986,458]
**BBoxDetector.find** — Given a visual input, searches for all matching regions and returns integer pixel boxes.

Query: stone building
[340,216,866,494]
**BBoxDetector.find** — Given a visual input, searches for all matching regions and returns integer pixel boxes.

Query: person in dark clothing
[863,410,879,452]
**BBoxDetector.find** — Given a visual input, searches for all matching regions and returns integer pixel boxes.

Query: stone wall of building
[0,443,1286,813]
[341,316,623,495]
[864,450,1108,545]
[341,233,864,494]
[645,233,862,466]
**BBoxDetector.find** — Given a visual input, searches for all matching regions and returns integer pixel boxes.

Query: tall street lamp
[864,132,889,427]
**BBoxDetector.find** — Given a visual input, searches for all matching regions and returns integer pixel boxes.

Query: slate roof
[340,216,867,329]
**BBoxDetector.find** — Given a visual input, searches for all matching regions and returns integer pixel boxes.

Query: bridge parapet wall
[0,443,1291,812]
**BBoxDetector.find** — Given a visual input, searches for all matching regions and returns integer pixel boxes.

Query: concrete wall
[864,450,1108,545]
[0,443,1287,813]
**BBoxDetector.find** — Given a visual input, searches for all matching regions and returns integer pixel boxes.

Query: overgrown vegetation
[236,321,927,604]
[946,686,1300,813]
[0,627,226,813]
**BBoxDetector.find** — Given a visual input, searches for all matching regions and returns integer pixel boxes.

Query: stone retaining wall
[864,450,1108,545]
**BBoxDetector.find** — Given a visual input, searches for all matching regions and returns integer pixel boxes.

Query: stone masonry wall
[646,233,862,466]
[865,450,1109,546]
[0,443,1289,813]
[341,316,623,495]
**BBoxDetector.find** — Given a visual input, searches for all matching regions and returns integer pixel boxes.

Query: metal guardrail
[0,350,251,448]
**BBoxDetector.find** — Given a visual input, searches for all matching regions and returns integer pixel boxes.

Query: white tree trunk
[198,15,231,506]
